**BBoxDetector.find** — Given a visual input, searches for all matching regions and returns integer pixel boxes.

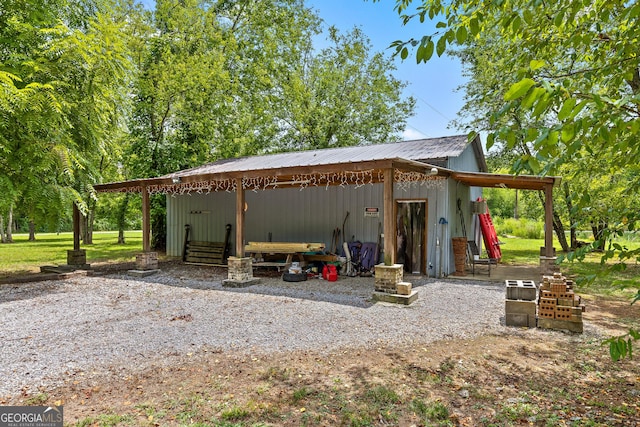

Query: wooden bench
[182,224,231,266]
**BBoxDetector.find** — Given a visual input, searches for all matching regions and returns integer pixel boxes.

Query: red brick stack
[538,272,585,332]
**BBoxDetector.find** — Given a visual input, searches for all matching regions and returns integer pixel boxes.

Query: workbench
[245,242,335,269]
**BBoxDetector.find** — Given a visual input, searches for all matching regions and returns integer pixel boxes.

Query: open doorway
[396,200,427,275]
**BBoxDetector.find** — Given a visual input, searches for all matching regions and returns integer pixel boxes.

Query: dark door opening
[396,200,427,274]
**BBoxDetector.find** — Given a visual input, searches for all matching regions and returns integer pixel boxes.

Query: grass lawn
[0,231,144,277]
[498,235,640,298]
[1,231,638,298]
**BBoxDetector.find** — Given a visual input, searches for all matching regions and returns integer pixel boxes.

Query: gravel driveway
[0,266,507,397]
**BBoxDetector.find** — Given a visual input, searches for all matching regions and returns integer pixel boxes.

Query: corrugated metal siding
[447,143,482,173]
[167,182,451,275]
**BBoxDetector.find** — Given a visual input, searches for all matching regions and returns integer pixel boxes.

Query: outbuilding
[92,135,559,278]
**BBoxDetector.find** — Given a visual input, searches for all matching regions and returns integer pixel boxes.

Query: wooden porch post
[544,183,554,257]
[73,203,81,251]
[235,178,245,257]
[383,168,395,264]
[141,185,151,252]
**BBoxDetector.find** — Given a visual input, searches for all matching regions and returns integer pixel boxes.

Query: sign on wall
[364,207,379,218]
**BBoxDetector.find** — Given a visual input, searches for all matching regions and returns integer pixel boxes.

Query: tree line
[0,0,415,245]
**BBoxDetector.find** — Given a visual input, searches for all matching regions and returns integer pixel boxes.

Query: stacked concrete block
[505,279,537,327]
[374,264,403,293]
[372,264,418,305]
[537,272,585,333]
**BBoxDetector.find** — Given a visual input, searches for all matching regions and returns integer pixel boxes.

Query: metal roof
[162,135,476,179]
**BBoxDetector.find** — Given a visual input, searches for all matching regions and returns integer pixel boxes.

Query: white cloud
[402,128,428,141]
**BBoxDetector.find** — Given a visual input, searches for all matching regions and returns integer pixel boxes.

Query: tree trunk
[591,222,607,251]
[85,201,95,245]
[0,214,5,243]
[117,193,130,244]
[562,182,579,250]
[6,205,13,242]
[28,219,36,241]
[552,210,569,252]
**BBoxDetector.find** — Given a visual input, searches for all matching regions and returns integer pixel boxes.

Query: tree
[387,0,639,359]
[126,0,415,249]
[0,0,132,242]
[276,26,415,150]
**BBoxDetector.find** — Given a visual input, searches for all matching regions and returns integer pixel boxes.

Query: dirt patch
[4,294,638,426]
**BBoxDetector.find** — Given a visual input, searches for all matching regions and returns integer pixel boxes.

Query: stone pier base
[67,249,90,269]
[223,256,259,287]
[128,252,160,277]
[540,256,559,276]
[373,263,418,305]
[136,252,159,270]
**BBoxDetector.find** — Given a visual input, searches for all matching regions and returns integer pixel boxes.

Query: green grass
[0,231,143,276]
[497,236,640,298]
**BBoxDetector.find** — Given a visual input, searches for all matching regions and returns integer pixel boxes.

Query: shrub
[494,217,543,239]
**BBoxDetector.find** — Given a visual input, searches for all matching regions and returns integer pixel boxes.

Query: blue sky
[139,0,467,140]
[306,0,466,140]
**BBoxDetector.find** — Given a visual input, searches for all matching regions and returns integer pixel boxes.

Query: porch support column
[383,168,395,264]
[373,167,418,305]
[67,203,88,268]
[235,177,245,258]
[73,203,81,251]
[224,177,258,287]
[133,185,158,273]
[141,185,151,252]
[540,183,557,275]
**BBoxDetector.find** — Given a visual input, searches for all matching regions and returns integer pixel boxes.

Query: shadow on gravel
[113,262,437,309]
[0,281,68,304]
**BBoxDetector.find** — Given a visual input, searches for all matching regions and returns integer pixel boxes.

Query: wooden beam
[544,183,554,257]
[383,168,395,264]
[235,178,245,257]
[73,203,80,251]
[142,185,150,252]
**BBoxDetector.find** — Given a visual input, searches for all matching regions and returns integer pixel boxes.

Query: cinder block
[506,280,537,301]
[505,299,536,316]
[506,313,536,328]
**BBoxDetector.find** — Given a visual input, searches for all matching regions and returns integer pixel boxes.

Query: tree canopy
[388,0,640,359]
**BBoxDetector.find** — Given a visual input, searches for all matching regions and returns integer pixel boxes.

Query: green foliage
[604,329,639,362]
[390,0,640,360]
[493,217,543,239]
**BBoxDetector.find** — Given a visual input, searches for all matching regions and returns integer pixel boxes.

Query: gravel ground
[1,265,512,398]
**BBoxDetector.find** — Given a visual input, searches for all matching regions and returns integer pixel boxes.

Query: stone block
[396,282,412,295]
[227,256,255,282]
[67,249,87,266]
[372,290,418,305]
[136,252,158,270]
[538,317,583,333]
[505,299,536,316]
[374,264,403,293]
